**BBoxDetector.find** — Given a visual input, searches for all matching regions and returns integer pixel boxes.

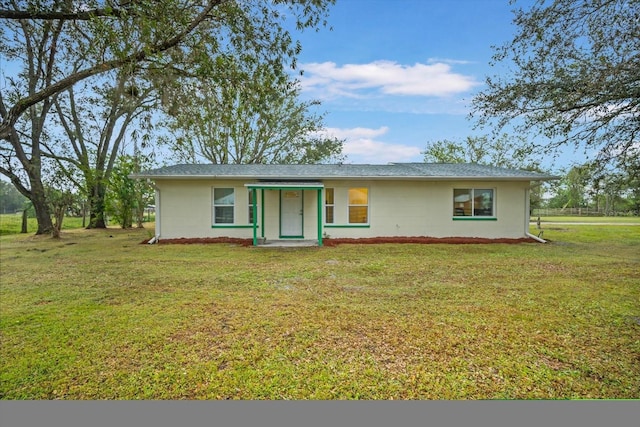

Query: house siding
[157,179,250,239]
[322,180,528,239]
[154,178,531,240]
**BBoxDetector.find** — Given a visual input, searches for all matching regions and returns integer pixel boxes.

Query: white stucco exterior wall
[155,179,252,239]
[322,180,529,239]
[153,178,532,240]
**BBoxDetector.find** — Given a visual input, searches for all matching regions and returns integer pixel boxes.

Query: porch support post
[317,188,323,246]
[252,188,258,246]
[261,189,265,239]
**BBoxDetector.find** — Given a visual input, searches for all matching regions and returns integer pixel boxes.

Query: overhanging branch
[0,0,223,140]
[0,8,123,20]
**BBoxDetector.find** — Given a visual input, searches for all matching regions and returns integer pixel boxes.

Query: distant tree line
[545,160,640,216]
[0,181,27,214]
[423,136,639,216]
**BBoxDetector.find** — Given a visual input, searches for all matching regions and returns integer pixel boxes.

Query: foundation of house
[256,239,319,248]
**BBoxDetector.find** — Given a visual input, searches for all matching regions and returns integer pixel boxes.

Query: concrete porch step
[256,239,318,248]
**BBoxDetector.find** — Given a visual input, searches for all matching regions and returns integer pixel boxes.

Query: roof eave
[132,174,560,181]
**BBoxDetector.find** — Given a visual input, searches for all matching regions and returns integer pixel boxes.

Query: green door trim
[245,183,324,246]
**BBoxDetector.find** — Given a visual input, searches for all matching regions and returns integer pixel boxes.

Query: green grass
[1,224,639,399]
[533,215,640,223]
[0,214,85,236]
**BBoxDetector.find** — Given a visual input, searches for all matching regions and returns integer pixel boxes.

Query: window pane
[214,188,234,205]
[348,188,368,205]
[349,206,368,223]
[453,189,471,216]
[325,206,334,224]
[325,188,334,204]
[474,189,493,216]
[248,191,257,223]
[215,206,234,224]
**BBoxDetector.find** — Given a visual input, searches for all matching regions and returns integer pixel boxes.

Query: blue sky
[0,0,579,173]
[292,0,570,168]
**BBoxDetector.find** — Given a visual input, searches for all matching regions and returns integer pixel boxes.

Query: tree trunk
[51,224,61,239]
[29,178,54,235]
[32,198,54,235]
[82,200,87,228]
[21,209,28,233]
[88,210,106,228]
[4,139,54,235]
[136,194,145,228]
[51,205,64,239]
[87,182,107,228]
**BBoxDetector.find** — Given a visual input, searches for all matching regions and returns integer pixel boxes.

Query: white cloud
[426,57,475,66]
[323,126,390,140]
[320,126,422,164]
[300,60,479,99]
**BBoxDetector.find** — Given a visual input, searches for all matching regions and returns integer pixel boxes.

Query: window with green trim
[348,187,368,224]
[325,188,334,224]
[213,188,234,224]
[453,188,494,217]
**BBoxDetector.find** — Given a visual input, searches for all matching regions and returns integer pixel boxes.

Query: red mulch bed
[141,236,539,246]
[323,236,538,246]
[142,237,254,246]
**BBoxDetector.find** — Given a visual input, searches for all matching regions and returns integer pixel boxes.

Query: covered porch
[245,181,325,247]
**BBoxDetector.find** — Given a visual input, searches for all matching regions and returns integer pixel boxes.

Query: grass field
[1,213,635,236]
[0,214,154,236]
[534,216,640,224]
[0,214,85,236]
[1,223,638,399]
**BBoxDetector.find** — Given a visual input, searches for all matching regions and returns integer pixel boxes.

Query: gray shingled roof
[131,163,558,181]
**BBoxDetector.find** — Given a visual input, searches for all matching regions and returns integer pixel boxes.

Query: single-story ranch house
[132,163,558,246]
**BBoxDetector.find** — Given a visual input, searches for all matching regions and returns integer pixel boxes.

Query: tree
[423,134,548,210]
[105,154,154,229]
[423,134,540,170]
[472,0,640,168]
[164,51,343,165]
[547,165,591,210]
[47,68,156,228]
[590,148,640,214]
[46,185,75,238]
[0,11,64,234]
[564,165,591,209]
[621,151,640,214]
[0,180,27,213]
[42,161,82,237]
[1,0,336,234]
[1,1,222,139]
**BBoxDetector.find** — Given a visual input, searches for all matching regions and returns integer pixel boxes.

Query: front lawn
[1,225,638,399]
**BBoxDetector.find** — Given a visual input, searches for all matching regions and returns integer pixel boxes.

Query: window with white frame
[325,188,334,224]
[453,188,494,217]
[213,188,234,224]
[348,187,368,223]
